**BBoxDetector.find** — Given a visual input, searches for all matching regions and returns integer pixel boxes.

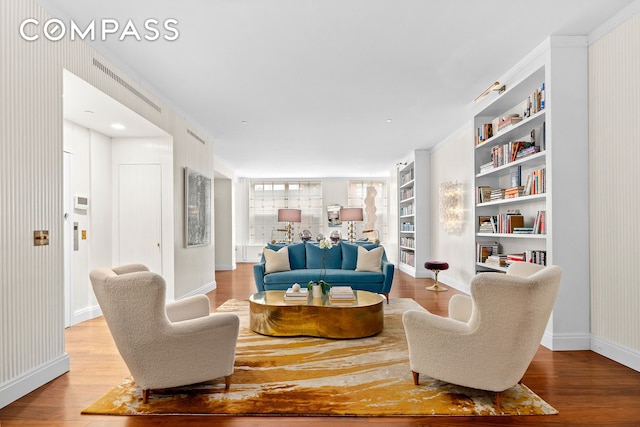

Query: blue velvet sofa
[253,240,395,303]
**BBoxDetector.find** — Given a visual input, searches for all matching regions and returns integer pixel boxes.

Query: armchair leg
[225,375,231,391]
[411,370,420,385]
[383,293,389,304]
[142,389,150,404]
[495,391,502,409]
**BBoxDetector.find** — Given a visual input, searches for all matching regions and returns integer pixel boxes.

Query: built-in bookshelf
[470,36,589,351]
[473,67,548,273]
[398,150,429,277]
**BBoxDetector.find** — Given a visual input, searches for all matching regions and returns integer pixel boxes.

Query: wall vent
[92,58,162,113]
[187,129,206,145]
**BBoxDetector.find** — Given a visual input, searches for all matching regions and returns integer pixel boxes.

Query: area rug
[82,298,557,417]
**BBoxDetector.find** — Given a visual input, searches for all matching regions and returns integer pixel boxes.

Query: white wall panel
[589,13,640,356]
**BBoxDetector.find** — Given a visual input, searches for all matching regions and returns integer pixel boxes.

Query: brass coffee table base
[249,290,384,339]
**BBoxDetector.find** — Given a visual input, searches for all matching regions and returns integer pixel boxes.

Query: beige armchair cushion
[402,263,561,393]
[90,264,240,399]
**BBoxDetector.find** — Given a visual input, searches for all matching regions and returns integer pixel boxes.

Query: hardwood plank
[1,262,639,426]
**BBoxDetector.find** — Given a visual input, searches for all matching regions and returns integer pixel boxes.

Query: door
[118,164,162,274]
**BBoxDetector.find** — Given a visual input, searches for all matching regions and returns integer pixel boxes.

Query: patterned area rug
[82,298,557,416]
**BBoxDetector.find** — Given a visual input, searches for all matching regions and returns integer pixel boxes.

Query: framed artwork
[185,167,211,247]
[327,204,342,227]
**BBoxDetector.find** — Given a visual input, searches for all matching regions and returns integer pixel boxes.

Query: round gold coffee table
[249,290,384,339]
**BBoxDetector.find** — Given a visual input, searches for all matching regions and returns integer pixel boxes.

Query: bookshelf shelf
[476,151,546,178]
[476,193,546,207]
[476,232,546,239]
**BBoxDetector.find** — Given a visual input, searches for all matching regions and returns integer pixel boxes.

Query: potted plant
[308,237,333,297]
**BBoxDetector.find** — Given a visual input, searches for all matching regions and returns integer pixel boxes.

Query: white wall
[429,124,476,293]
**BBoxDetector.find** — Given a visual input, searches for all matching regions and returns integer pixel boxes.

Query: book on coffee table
[329,286,355,301]
[284,287,308,302]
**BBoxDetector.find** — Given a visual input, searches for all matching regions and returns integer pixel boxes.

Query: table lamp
[340,208,363,243]
[277,209,302,244]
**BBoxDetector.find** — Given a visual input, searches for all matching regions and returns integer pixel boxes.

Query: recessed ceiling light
[386,119,393,123]
[84,110,94,114]
[241,120,248,125]
[111,123,126,130]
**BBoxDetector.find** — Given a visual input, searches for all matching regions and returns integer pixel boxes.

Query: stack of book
[486,254,507,267]
[284,286,309,302]
[506,253,526,265]
[490,188,505,201]
[329,286,356,303]
[504,186,525,199]
[497,114,522,132]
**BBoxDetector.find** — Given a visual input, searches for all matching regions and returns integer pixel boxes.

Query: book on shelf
[486,254,507,266]
[476,123,493,145]
[512,227,534,234]
[523,167,546,195]
[490,188,505,201]
[532,210,546,234]
[504,186,525,199]
[497,213,524,233]
[497,114,522,132]
[525,249,547,266]
[476,241,499,263]
[478,216,497,233]
[506,253,526,264]
[476,186,492,204]
[509,166,521,187]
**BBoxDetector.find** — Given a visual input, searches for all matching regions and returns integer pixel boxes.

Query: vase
[312,284,322,298]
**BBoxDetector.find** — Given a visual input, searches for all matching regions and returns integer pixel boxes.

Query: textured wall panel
[588,13,640,352]
[1,0,67,385]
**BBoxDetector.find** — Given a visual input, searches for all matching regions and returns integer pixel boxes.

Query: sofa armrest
[381,259,395,294]
[253,262,266,292]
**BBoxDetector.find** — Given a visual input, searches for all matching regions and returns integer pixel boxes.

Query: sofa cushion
[355,246,384,273]
[267,242,306,270]
[306,242,342,269]
[341,241,379,270]
[264,269,384,286]
[264,246,291,274]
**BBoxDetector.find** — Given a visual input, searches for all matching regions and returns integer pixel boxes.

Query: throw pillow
[341,241,379,270]
[287,242,307,270]
[355,246,384,273]
[264,246,291,274]
[305,242,342,269]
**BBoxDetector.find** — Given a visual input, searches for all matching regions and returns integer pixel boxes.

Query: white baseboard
[0,354,70,409]
[591,335,640,373]
[540,331,591,351]
[215,263,236,271]
[179,280,217,299]
[441,277,470,295]
[73,305,102,326]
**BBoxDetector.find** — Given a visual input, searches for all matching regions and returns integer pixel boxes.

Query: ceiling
[39,0,634,178]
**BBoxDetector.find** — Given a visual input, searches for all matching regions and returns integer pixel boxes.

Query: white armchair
[90,264,240,403]
[402,263,561,405]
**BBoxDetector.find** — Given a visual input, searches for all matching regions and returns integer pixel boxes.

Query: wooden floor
[2,263,640,426]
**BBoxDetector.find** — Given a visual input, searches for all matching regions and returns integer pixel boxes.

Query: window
[249,181,322,244]
[348,181,388,242]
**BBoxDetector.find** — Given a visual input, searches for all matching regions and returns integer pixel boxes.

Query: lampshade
[340,208,363,221]
[278,208,301,222]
